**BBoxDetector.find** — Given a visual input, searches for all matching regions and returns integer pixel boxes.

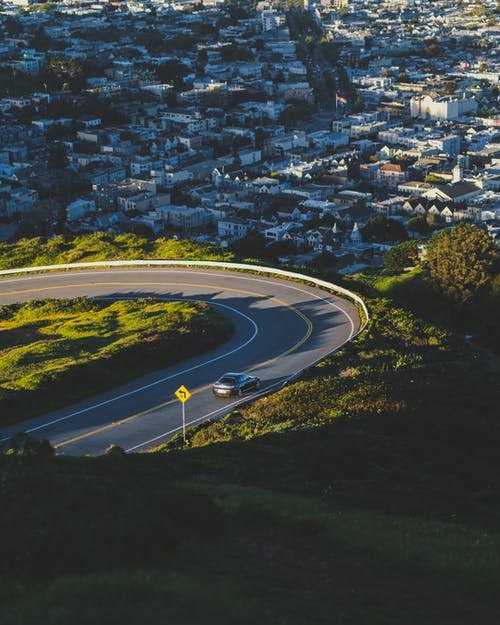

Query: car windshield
[219,377,238,385]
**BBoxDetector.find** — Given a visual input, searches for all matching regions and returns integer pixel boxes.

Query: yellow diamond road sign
[175,385,191,403]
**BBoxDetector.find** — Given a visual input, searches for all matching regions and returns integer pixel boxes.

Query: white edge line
[0,300,258,442]
[125,379,288,452]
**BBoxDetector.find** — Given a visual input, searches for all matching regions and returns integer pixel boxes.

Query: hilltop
[1,233,500,624]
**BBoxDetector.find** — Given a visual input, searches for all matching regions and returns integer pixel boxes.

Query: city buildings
[0,0,498,269]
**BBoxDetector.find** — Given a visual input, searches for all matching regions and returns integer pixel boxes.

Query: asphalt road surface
[0,267,361,455]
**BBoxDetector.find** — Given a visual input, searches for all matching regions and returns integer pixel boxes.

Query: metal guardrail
[0,259,369,331]
[0,259,369,383]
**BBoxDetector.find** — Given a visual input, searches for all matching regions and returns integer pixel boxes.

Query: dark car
[212,372,261,397]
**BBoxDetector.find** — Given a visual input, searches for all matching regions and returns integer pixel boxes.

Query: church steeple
[351,222,362,243]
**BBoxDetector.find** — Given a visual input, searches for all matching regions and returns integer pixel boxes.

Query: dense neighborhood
[2,2,500,622]
[0,0,499,272]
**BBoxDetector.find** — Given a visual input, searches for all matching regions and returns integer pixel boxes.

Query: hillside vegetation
[0,298,232,425]
[1,231,500,623]
[1,291,499,623]
[379,224,500,353]
[0,232,236,269]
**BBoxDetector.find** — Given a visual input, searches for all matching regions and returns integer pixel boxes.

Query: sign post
[174,385,191,443]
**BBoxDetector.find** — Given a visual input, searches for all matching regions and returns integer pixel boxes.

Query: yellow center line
[1,281,314,449]
[0,281,267,298]
[55,312,313,450]
[55,316,313,450]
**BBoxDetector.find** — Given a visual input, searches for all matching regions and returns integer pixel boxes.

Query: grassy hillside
[1,288,500,623]
[1,462,499,624]
[0,298,232,425]
[160,296,500,526]
[0,232,237,269]
[1,238,499,623]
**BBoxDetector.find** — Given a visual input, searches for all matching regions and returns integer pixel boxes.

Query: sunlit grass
[0,232,235,270]
[0,297,232,423]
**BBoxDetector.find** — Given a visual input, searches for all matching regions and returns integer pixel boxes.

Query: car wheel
[255,380,261,390]
[238,388,243,397]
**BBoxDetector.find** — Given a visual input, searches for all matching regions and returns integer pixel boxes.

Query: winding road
[0,266,361,455]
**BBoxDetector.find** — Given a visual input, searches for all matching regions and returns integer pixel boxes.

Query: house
[67,198,96,222]
[78,116,102,129]
[157,205,212,233]
[117,191,155,213]
[264,221,303,242]
[401,197,471,223]
[281,226,308,249]
[85,166,127,186]
[235,148,262,167]
[217,217,252,240]
[0,185,39,217]
[424,181,482,203]
[376,163,407,188]
[397,181,434,196]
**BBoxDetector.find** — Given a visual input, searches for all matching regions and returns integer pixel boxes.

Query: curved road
[0,267,361,454]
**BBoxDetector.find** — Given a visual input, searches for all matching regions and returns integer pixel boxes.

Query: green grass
[155,297,461,449]
[213,484,500,590]
[0,232,236,269]
[355,266,500,355]
[0,568,429,625]
[0,455,497,624]
[0,298,232,424]
[2,244,500,621]
[369,268,421,294]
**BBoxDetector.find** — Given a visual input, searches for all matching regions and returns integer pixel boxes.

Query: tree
[4,16,23,36]
[31,25,52,51]
[352,96,364,113]
[279,101,312,125]
[425,173,446,184]
[424,223,499,306]
[135,28,165,54]
[361,215,408,243]
[384,240,420,273]
[48,142,68,170]
[156,61,189,88]
[336,63,355,99]
[310,251,337,271]
[424,42,443,57]
[254,127,265,150]
[220,43,253,62]
[407,215,430,235]
[443,81,457,95]
[42,56,86,91]
[229,232,275,262]
[269,239,296,257]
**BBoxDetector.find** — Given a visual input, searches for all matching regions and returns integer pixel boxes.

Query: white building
[67,199,96,222]
[410,94,478,120]
[157,205,212,233]
[217,217,251,240]
[261,9,285,31]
